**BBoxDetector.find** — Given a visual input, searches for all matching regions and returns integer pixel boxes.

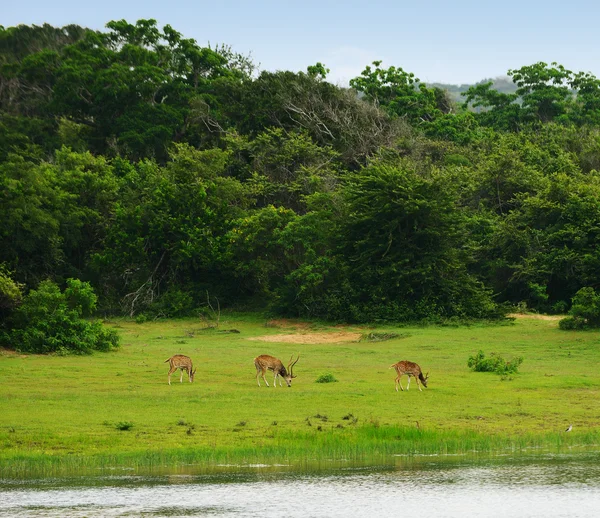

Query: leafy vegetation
[2,19,600,338]
[467,350,524,375]
[315,373,338,383]
[1,278,119,354]
[559,287,600,330]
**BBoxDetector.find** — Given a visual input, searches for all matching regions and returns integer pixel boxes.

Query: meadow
[1,313,599,477]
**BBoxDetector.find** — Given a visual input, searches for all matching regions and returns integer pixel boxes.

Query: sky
[4,0,600,86]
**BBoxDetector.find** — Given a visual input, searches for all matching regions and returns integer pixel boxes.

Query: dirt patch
[249,332,362,344]
[508,313,563,321]
[264,318,313,330]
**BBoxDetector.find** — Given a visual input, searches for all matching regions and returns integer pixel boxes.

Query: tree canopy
[2,20,600,330]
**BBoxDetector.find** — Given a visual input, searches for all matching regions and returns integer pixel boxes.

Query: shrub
[467,350,523,375]
[2,279,120,354]
[315,373,338,383]
[559,287,600,330]
[0,264,23,315]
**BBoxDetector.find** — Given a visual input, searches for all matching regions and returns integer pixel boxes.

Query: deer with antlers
[254,354,299,387]
[164,355,197,385]
[390,360,429,392]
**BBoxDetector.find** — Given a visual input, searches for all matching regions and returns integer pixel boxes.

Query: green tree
[2,278,119,354]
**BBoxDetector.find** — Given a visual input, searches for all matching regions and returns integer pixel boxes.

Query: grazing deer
[254,354,299,387]
[390,360,429,392]
[164,355,196,385]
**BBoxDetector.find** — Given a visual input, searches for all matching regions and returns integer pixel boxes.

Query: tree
[2,278,119,354]
[350,61,445,124]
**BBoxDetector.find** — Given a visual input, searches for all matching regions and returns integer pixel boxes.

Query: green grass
[1,313,599,477]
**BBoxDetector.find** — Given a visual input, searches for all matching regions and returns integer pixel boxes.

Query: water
[2,454,600,517]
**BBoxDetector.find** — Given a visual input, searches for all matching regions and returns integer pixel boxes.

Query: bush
[2,279,120,354]
[559,287,600,330]
[0,264,23,315]
[467,350,523,375]
[315,373,338,383]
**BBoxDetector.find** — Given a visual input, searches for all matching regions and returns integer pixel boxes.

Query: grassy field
[1,313,599,476]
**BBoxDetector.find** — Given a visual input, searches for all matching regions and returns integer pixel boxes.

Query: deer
[164,355,196,385]
[254,353,299,387]
[390,360,429,392]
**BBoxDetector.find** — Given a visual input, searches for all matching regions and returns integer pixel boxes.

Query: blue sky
[4,1,599,86]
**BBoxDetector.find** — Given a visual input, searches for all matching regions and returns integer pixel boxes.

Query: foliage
[3,19,600,323]
[0,264,23,315]
[2,279,120,354]
[467,350,523,375]
[114,421,134,431]
[315,373,338,383]
[559,287,600,330]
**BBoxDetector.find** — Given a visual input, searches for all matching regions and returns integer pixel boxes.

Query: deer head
[283,353,300,387]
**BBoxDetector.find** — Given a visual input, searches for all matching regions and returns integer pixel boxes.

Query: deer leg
[273,373,278,387]
[179,369,184,383]
[262,369,270,387]
[415,376,423,392]
[168,365,177,385]
[396,375,404,391]
[406,376,411,391]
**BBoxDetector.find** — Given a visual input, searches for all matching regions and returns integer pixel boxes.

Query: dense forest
[1,19,600,336]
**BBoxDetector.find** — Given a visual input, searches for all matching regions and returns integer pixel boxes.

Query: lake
[1,453,600,517]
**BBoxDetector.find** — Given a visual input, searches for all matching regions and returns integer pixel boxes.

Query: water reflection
[1,454,600,517]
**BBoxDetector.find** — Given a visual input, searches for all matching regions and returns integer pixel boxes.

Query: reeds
[2,425,598,479]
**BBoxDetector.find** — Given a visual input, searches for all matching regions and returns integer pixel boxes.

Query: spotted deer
[164,355,196,385]
[390,360,429,392]
[254,354,299,387]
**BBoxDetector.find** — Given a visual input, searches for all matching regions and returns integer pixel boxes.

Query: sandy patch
[264,318,313,330]
[249,332,362,344]
[508,313,563,321]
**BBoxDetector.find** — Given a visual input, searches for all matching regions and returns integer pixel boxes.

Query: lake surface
[1,454,600,517]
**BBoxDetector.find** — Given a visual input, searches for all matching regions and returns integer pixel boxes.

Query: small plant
[177,419,187,426]
[315,373,338,383]
[135,313,149,324]
[467,350,523,375]
[115,421,134,431]
[342,413,358,425]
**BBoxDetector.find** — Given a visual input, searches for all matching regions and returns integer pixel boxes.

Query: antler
[288,353,300,378]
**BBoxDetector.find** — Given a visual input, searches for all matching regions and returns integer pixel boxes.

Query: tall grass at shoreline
[2,424,599,479]
[1,313,599,478]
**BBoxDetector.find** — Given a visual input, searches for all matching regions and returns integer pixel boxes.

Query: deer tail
[164,358,171,363]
